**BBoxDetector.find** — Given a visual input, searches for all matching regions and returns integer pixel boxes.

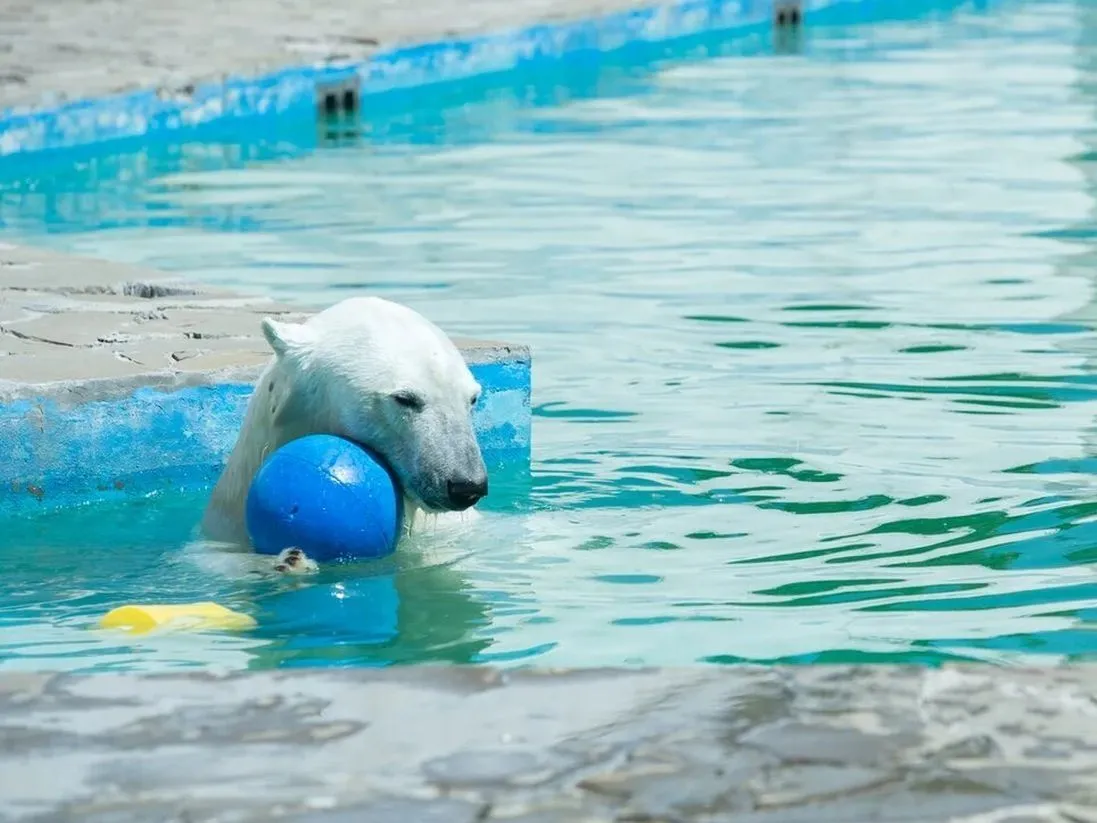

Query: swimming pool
[4,0,1097,671]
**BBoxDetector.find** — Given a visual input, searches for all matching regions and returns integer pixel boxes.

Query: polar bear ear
[261,317,316,359]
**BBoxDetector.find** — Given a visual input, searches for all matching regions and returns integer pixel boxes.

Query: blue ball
[245,434,403,562]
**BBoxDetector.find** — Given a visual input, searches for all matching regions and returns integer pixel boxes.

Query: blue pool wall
[0,357,531,517]
[0,0,987,160]
[0,0,985,519]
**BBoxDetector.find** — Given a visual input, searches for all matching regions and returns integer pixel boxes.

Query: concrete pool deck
[4,664,1097,822]
[0,242,524,385]
[0,0,690,112]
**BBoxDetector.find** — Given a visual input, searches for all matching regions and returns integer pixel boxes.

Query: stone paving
[0,0,658,112]
[3,664,1097,822]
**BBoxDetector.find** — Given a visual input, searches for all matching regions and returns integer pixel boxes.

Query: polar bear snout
[401,423,489,513]
[446,476,488,510]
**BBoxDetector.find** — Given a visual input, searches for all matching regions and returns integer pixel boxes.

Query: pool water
[5,0,1097,670]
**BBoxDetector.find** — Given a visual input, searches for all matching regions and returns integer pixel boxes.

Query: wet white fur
[201,296,486,552]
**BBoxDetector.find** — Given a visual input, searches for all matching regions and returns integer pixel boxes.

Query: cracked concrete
[4,665,1097,822]
[0,242,525,392]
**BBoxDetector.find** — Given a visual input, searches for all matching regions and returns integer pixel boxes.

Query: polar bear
[200,296,489,560]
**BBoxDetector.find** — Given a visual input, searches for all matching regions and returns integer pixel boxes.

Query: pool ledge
[0,0,958,160]
[0,242,531,514]
[2,663,1095,820]
[0,0,789,157]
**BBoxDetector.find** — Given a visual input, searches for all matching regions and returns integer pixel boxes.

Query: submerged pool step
[0,243,531,516]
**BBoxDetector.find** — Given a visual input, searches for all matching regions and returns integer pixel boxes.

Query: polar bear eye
[470,393,480,408]
[391,391,425,412]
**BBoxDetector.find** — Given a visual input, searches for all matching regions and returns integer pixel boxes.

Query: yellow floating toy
[99,602,257,635]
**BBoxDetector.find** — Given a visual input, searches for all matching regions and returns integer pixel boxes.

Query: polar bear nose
[446,477,488,509]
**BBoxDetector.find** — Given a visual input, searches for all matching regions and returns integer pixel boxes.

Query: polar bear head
[260,296,488,514]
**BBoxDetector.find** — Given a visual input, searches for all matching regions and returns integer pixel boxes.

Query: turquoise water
[5,0,1097,670]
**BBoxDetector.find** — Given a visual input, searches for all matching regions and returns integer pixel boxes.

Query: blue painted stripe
[0,358,530,516]
[0,0,981,158]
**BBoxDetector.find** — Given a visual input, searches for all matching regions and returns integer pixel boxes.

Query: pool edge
[0,242,531,515]
[0,663,1093,818]
[0,0,975,158]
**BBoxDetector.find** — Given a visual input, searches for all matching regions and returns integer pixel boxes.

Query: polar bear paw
[273,547,319,575]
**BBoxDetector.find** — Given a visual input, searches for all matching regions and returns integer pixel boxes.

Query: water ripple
[3,0,1097,668]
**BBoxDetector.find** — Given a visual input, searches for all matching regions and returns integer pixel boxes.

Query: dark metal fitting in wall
[316,76,361,118]
[775,0,803,28]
